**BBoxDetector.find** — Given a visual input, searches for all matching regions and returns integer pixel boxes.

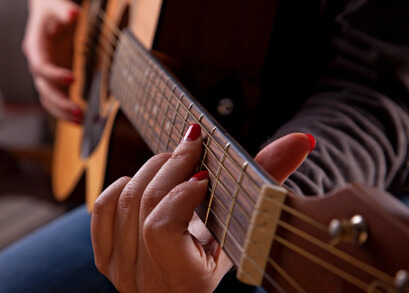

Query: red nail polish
[184,124,201,141]
[65,76,74,83]
[189,171,209,182]
[71,117,82,125]
[71,107,82,117]
[306,134,316,154]
[69,10,79,19]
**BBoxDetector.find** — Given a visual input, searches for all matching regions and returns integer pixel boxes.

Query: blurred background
[0,0,66,250]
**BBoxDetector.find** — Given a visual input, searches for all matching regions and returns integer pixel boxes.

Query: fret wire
[143,73,157,145]
[129,40,157,146]
[221,162,248,248]
[143,72,159,144]
[179,98,190,144]
[128,38,156,144]
[156,80,168,153]
[96,11,396,288]
[150,75,162,130]
[151,76,165,149]
[138,68,154,138]
[200,126,215,174]
[122,37,134,121]
[205,143,230,226]
[167,99,180,152]
[127,37,146,130]
[147,63,163,131]
[124,35,141,124]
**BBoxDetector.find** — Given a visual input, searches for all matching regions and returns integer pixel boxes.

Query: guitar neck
[108,29,285,283]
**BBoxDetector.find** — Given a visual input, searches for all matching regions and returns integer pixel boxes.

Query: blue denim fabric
[0,205,117,293]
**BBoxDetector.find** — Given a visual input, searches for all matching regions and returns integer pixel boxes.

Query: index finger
[139,124,204,220]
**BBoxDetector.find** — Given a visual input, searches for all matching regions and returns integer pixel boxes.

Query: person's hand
[22,0,82,123]
[91,125,314,292]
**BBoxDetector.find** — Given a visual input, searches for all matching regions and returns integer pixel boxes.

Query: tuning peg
[328,214,368,245]
[395,270,409,293]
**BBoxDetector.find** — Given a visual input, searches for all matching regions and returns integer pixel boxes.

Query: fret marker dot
[166,121,171,130]
[153,105,158,115]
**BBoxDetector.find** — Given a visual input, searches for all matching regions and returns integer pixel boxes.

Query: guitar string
[268,259,306,293]
[86,9,395,289]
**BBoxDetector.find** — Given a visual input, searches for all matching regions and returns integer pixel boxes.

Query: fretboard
[109,29,279,269]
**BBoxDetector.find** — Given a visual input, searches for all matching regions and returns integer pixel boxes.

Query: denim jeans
[0,205,117,293]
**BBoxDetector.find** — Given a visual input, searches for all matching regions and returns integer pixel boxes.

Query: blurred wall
[0,0,38,103]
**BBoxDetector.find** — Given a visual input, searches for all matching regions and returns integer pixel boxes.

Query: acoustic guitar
[51,0,409,291]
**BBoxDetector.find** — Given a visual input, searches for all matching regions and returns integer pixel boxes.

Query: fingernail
[305,134,316,154]
[183,124,201,142]
[69,10,79,19]
[71,107,82,117]
[65,76,74,83]
[189,171,209,182]
[71,117,82,125]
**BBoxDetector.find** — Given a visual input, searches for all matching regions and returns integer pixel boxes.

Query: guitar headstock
[261,183,409,292]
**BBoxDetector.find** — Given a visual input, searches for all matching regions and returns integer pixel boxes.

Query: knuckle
[92,197,106,218]
[140,187,163,211]
[170,147,190,161]
[117,183,141,211]
[143,216,165,243]
[150,153,171,164]
[167,184,185,199]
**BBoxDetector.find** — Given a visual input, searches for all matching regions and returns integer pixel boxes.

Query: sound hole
[80,2,129,159]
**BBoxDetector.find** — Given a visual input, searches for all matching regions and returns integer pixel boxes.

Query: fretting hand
[91,125,314,292]
[22,0,83,123]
